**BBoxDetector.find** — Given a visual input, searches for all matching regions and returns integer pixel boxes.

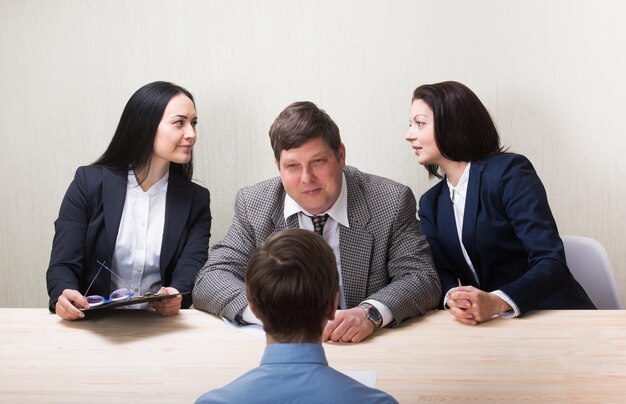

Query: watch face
[367,306,382,322]
[360,303,382,327]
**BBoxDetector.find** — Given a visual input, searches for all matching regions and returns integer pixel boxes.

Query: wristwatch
[359,302,383,329]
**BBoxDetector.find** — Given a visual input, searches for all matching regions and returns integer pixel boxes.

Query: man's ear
[326,292,340,320]
[338,143,346,163]
[275,159,280,171]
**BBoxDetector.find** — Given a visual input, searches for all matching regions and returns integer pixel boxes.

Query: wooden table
[1,309,625,403]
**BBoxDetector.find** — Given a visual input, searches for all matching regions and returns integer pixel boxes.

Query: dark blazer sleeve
[166,184,212,309]
[46,167,91,311]
[491,155,572,313]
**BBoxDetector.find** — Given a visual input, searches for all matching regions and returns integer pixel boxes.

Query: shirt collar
[446,162,471,203]
[261,343,328,366]
[127,169,169,196]
[284,173,349,228]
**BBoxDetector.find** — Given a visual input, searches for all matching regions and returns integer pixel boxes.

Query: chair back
[562,236,623,309]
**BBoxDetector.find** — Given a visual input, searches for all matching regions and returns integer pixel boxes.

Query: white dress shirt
[242,173,393,327]
[110,170,168,308]
[444,163,520,317]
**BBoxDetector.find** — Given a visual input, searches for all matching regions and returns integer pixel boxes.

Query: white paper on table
[341,370,378,388]
[222,317,266,339]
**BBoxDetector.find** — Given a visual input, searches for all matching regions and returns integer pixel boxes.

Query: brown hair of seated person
[268,101,342,162]
[245,229,339,343]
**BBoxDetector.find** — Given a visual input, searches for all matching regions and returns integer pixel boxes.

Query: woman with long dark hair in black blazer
[407,81,594,325]
[47,81,211,320]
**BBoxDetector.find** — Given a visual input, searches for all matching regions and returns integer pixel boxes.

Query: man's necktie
[310,214,329,236]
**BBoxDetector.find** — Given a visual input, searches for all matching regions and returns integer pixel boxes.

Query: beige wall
[1,0,624,308]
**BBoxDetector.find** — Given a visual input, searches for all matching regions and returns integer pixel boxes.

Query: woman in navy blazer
[407,81,594,325]
[47,81,211,320]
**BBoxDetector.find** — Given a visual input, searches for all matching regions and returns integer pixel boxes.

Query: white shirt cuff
[363,299,393,328]
[443,288,455,309]
[490,290,520,318]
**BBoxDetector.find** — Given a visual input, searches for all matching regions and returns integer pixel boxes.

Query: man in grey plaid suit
[193,101,440,343]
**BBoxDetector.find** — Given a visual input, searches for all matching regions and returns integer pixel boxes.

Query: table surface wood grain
[1,308,625,403]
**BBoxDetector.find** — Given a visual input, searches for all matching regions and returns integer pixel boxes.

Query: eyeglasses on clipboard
[80,260,187,311]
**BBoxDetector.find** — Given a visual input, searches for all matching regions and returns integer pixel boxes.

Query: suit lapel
[339,171,373,308]
[462,161,486,280]
[272,191,298,231]
[436,183,466,269]
[284,214,298,229]
[102,167,127,258]
[160,171,193,274]
[435,181,478,286]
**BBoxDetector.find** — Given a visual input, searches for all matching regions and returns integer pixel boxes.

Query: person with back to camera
[406,81,595,325]
[195,228,397,403]
[46,81,212,320]
[193,101,440,343]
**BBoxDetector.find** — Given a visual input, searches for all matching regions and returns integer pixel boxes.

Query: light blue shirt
[195,343,397,404]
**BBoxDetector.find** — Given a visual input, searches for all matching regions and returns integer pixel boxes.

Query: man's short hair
[268,101,342,161]
[245,228,339,342]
